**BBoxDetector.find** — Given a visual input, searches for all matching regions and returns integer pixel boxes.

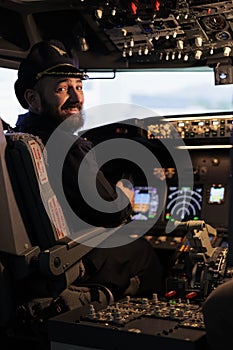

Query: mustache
[62,102,82,109]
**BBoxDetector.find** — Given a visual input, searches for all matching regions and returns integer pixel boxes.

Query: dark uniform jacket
[15,112,162,299]
[15,112,132,229]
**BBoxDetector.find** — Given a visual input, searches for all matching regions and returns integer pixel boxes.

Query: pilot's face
[34,76,85,129]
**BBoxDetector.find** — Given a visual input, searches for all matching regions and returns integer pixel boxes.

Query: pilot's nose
[69,87,84,103]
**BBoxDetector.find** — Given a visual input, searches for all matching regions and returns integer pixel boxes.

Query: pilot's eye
[56,86,67,93]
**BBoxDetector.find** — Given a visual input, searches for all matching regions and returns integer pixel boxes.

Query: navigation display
[165,185,203,223]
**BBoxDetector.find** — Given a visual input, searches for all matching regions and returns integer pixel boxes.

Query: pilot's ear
[24,88,41,111]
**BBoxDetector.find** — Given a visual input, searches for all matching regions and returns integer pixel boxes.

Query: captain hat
[14,39,88,109]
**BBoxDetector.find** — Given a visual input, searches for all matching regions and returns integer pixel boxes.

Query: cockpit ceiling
[0,1,233,72]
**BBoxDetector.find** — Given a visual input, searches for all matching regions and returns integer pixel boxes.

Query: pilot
[14,39,163,300]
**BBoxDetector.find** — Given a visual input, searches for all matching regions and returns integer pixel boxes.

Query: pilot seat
[0,118,114,349]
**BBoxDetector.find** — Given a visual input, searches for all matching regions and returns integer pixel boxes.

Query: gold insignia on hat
[50,44,67,56]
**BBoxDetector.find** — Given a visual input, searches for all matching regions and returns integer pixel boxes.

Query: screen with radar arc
[165,185,203,223]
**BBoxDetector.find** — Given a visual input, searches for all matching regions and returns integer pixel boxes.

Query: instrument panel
[3,1,233,73]
[49,295,207,350]
[146,113,232,142]
[49,111,232,350]
[81,111,232,232]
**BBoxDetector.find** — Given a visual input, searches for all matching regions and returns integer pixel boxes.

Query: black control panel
[49,295,207,350]
[145,112,232,143]
[3,1,233,73]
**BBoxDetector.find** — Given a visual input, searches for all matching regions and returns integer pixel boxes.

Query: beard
[40,101,85,133]
[59,110,85,133]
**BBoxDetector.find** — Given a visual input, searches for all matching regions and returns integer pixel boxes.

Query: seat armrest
[37,242,92,276]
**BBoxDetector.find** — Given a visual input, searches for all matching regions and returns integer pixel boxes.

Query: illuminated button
[165,291,176,298]
[220,131,225,136]
[212,131,217,136]
[178,122,185,127]
[185,291,197,299]
[190,132,195,137]
[205,132,210,137]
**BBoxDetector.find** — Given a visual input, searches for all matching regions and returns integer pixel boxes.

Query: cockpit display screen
[208,185,225,204]
[165,185,203,223]
[132,186,159,221]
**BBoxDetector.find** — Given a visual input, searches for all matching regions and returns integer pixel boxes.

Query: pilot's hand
[116,180,134,207]
[76,259,85,278]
